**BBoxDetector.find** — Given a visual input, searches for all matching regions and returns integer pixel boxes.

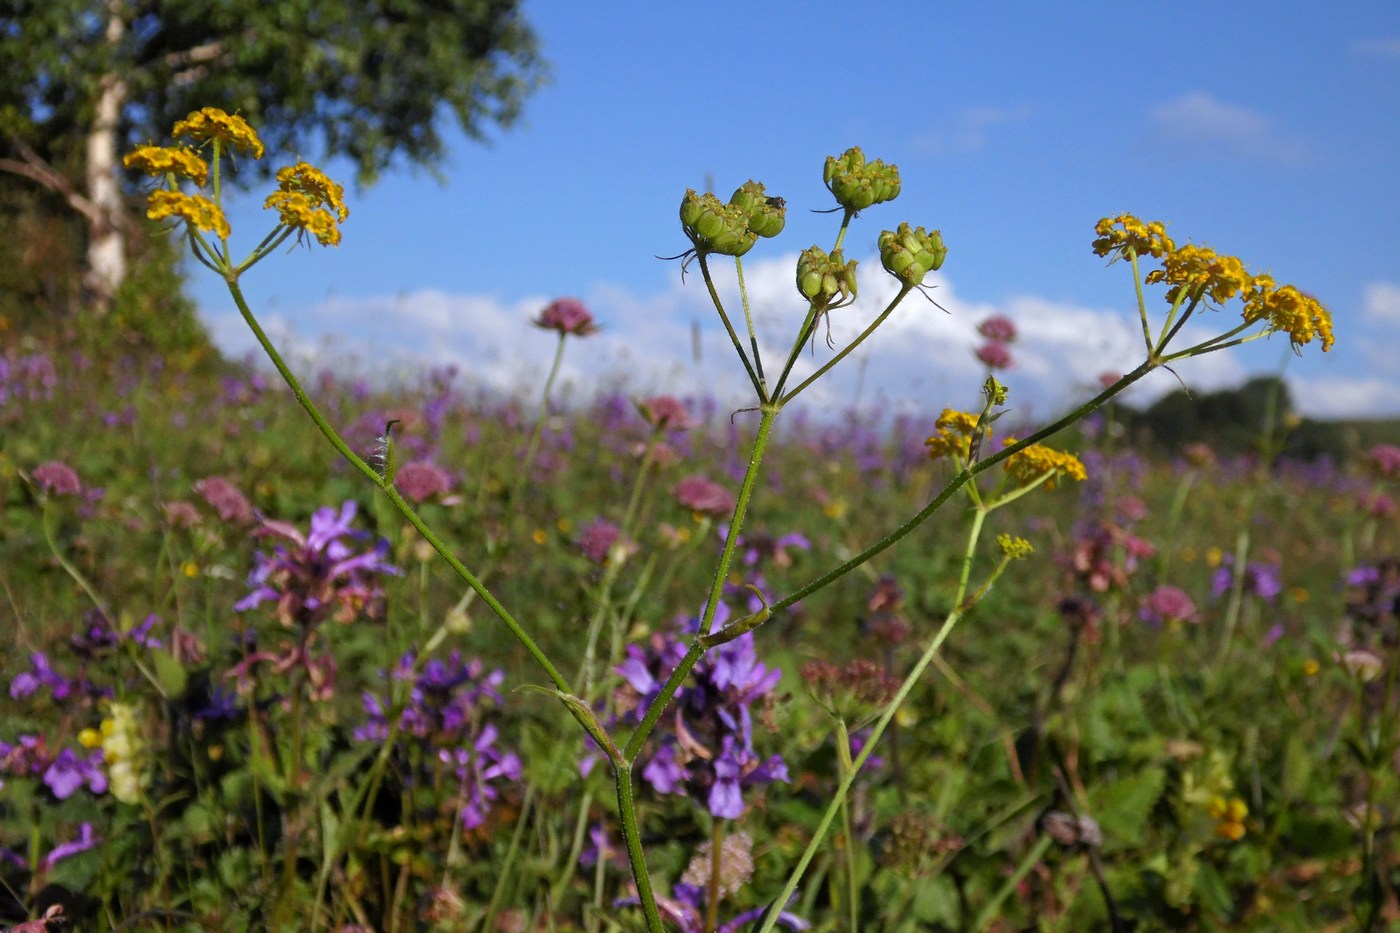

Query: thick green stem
[615,763,663,933]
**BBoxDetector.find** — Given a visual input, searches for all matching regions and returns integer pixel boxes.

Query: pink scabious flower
[674,475,735,517]
[639,395,695,432]
[32,461,81,497]
[394,460,453,503]
[163,500,202,529]
[977,315,1018,342]
[1368,443,1400,478]
[194,475,253,524]
[975,341,1013,370]
[577,517,623,563]
[533,297,599,336]
[1140,585,1198,625]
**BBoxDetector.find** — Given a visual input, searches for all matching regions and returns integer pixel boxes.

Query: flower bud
[729,180,786,239]
[680,188,758,257]
[824,147,901,212]
[796,246,858,311]
[878,222,946,286]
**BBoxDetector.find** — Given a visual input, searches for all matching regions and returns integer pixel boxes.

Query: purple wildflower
[235,501,399,627]
[1368,443,1400,478]
[441,723,523,830]
[42,748,108,799]
[41,822,101,871]
[1211,558,1282,602]
[9,653,73,701]
[616,609,788,819]
[31,461,82,497]
[634,881,810,933]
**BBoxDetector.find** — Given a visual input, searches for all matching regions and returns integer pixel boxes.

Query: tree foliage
[0,0,545,184]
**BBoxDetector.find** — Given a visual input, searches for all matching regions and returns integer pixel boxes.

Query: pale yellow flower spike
[146,189,231,240]
[123,145,210,187]
[171,107,265,159]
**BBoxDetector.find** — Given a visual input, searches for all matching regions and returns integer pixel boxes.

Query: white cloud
[1146,92,1309,164]
[914,105,1031,155]
[1363,282,1400,324]
[200,257,1390,422]
[1288,375,1400,418]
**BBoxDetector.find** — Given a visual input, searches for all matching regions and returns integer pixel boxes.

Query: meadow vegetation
[1,109,1395,932]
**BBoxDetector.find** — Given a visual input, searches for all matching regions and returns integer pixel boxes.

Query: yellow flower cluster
[996,533,1034,559]
[1242,276,1335,352]
[172,107,265,159]
[1002,439,1087,489]
[123,145,209,187]
[1145,243,1251,305]
[146,189,230,239]
[1091,214,1175,261]
[81,703,147,804]
[264,162,350,246]
[924,408,980,461]
[1095,213,1334,353]
[1207,795,1248,841]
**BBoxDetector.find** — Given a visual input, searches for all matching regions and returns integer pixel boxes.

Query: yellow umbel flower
[1002,439,1087,489]
[171,107,265,159]
[264,162,349,246]
[925,408,980,461]
[146,190,231,239]
[1145,243,1251,305]
[996,534,1034,559]
[123,145,209,187]
[1092,213,1175,261]
[1207,795,1248,841]
[1242,277,1334,351]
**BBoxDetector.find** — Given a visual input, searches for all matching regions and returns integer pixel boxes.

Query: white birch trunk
[82,0,128,314]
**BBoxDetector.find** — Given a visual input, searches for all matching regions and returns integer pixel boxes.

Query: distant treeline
[1111,375,1398,461]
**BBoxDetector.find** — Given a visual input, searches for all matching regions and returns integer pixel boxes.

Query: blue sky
[196,1,1400,422]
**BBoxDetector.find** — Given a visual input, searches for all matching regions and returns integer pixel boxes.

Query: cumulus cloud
[1146,91,1310,164]
[1287,375,1400,419]
[1363,282,1400,324]
[205,249,1306,424]
[914,105,1032,155]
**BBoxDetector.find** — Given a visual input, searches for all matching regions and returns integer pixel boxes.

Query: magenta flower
[533,297,600,336]
[976,315,1017,342]
[394,461,453,503]
[31,461,81,497]
[194,475,254,524]
[639,395,695,432]
[1369,443,1400,478]
[578,517,623,563]
[1140,585,1198,625]
[674,475,735,517]
[975,341,1013,370]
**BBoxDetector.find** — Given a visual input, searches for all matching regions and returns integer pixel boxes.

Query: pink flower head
[578,517,622,563]
[195,476,253,524]
[639,395,695,432]
[1368,444,1400,478]
[1098,372,1122,389]
[975,342,1013,370]
[533,297,599,337]
[976,315,1017,343]
[1140,585,1198,625]
[674,475,735,517]
[32,461,81,497]
[395,461,453,503]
